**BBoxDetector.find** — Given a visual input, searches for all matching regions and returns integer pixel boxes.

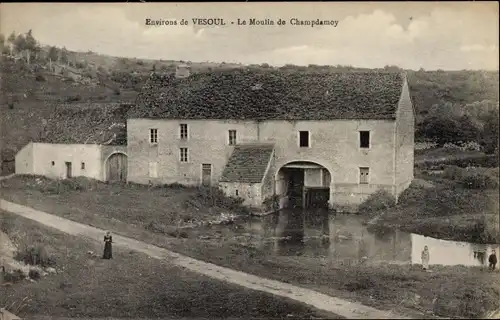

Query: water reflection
[410,234,499,267]
[239,208,500,267]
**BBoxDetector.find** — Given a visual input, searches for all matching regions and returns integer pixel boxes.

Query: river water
[213,208,499,268]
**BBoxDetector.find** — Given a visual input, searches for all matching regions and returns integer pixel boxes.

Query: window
[51,161,55,166]
[180,148,188,163]
[299,131,309,147]
[150,128,158,144]
[228,130,237,145]
[359,167,369,184]
[149,162,158,178]
[180,124,188,140]
[81,162,85,170]
[359,131,370,148]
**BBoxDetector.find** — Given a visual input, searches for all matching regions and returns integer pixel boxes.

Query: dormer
[175,64,191,78]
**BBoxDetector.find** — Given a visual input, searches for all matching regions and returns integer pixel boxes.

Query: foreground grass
[0,211,331,319]
[2,176,500,318]
[1,175,249,227]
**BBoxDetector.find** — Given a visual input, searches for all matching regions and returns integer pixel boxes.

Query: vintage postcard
[0,2,499,320]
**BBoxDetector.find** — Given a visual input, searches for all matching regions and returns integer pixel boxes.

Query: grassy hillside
[406,69,499,119]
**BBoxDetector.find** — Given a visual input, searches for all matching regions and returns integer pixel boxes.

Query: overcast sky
[1,2,498,70]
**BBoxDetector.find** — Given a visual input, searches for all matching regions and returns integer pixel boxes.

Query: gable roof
[37,103,131,145]
[130,69,405,120]
[219,144,275,183]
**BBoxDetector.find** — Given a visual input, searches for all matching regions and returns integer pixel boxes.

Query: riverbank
[371,169,499,244]
[0,211,330,319]
[1,175,499,318]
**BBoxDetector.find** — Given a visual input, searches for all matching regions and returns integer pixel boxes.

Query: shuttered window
[359,167,369,184]
[149,162,158,178]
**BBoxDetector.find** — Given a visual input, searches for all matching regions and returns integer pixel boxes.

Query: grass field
[1,175,499,318]
[0,211,331,319]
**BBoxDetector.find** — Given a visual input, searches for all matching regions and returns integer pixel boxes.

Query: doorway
[276,162,331,210]
[65,162,72,179]
[106,153,128,182]
[304,187,330,209]
[285,168,304,208]
[201,164,212,186]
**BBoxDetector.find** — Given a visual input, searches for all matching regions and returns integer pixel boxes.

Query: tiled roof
[37,103,131,145]
[219,144,275,183]
[131,69,404,120]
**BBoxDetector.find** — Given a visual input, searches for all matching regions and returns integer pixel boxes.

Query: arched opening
[275,161,331,210]
[105,152,128,182]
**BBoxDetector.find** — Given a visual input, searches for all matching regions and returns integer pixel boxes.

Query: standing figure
[421,246,430,270]
[102,231,113,259]
[488,250,497,271]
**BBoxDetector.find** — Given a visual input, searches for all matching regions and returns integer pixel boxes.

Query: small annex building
[14,103,129,182]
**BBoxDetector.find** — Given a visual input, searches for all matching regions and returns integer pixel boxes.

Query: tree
[24,29,37,51]
[60,47,69,64]
[24,29,41,62]
[48,46,59,62]
[0,33,9,54]
[457,114,481,142]
[419,115,461,147]
[480,109,500,154]
[13,33,26,53]
[7,32,16,46]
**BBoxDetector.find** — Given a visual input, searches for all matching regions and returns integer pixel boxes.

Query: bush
[443,165,465,180]
[442,166,499,189]
[447,155,498,168]
[166,229,189,238]
[145,220,166,234]
[262,194,280,212]
[3,269,26,283]
[29,269,41,280]
[189,186,248,213]
[358,189,396,214]
[65,94,82,102]
[14,245,56,267]
[341,269,376,291]
[461,171,499,189]
[35,74,46,82]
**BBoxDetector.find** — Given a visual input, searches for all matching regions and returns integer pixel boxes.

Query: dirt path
[0,199,411,319]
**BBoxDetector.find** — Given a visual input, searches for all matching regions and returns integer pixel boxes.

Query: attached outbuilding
[14,102,130,182]
[15,142,127,182]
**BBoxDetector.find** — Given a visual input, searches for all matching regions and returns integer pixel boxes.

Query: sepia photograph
[0,2,499,320]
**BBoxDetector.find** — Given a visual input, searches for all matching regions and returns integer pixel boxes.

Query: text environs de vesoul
[145,18,339,27]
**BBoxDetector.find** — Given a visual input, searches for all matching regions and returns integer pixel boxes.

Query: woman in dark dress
[102,231,113,259]
[489,250,497,271]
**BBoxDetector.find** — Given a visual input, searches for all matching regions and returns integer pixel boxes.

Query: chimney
[175,64,191,78]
